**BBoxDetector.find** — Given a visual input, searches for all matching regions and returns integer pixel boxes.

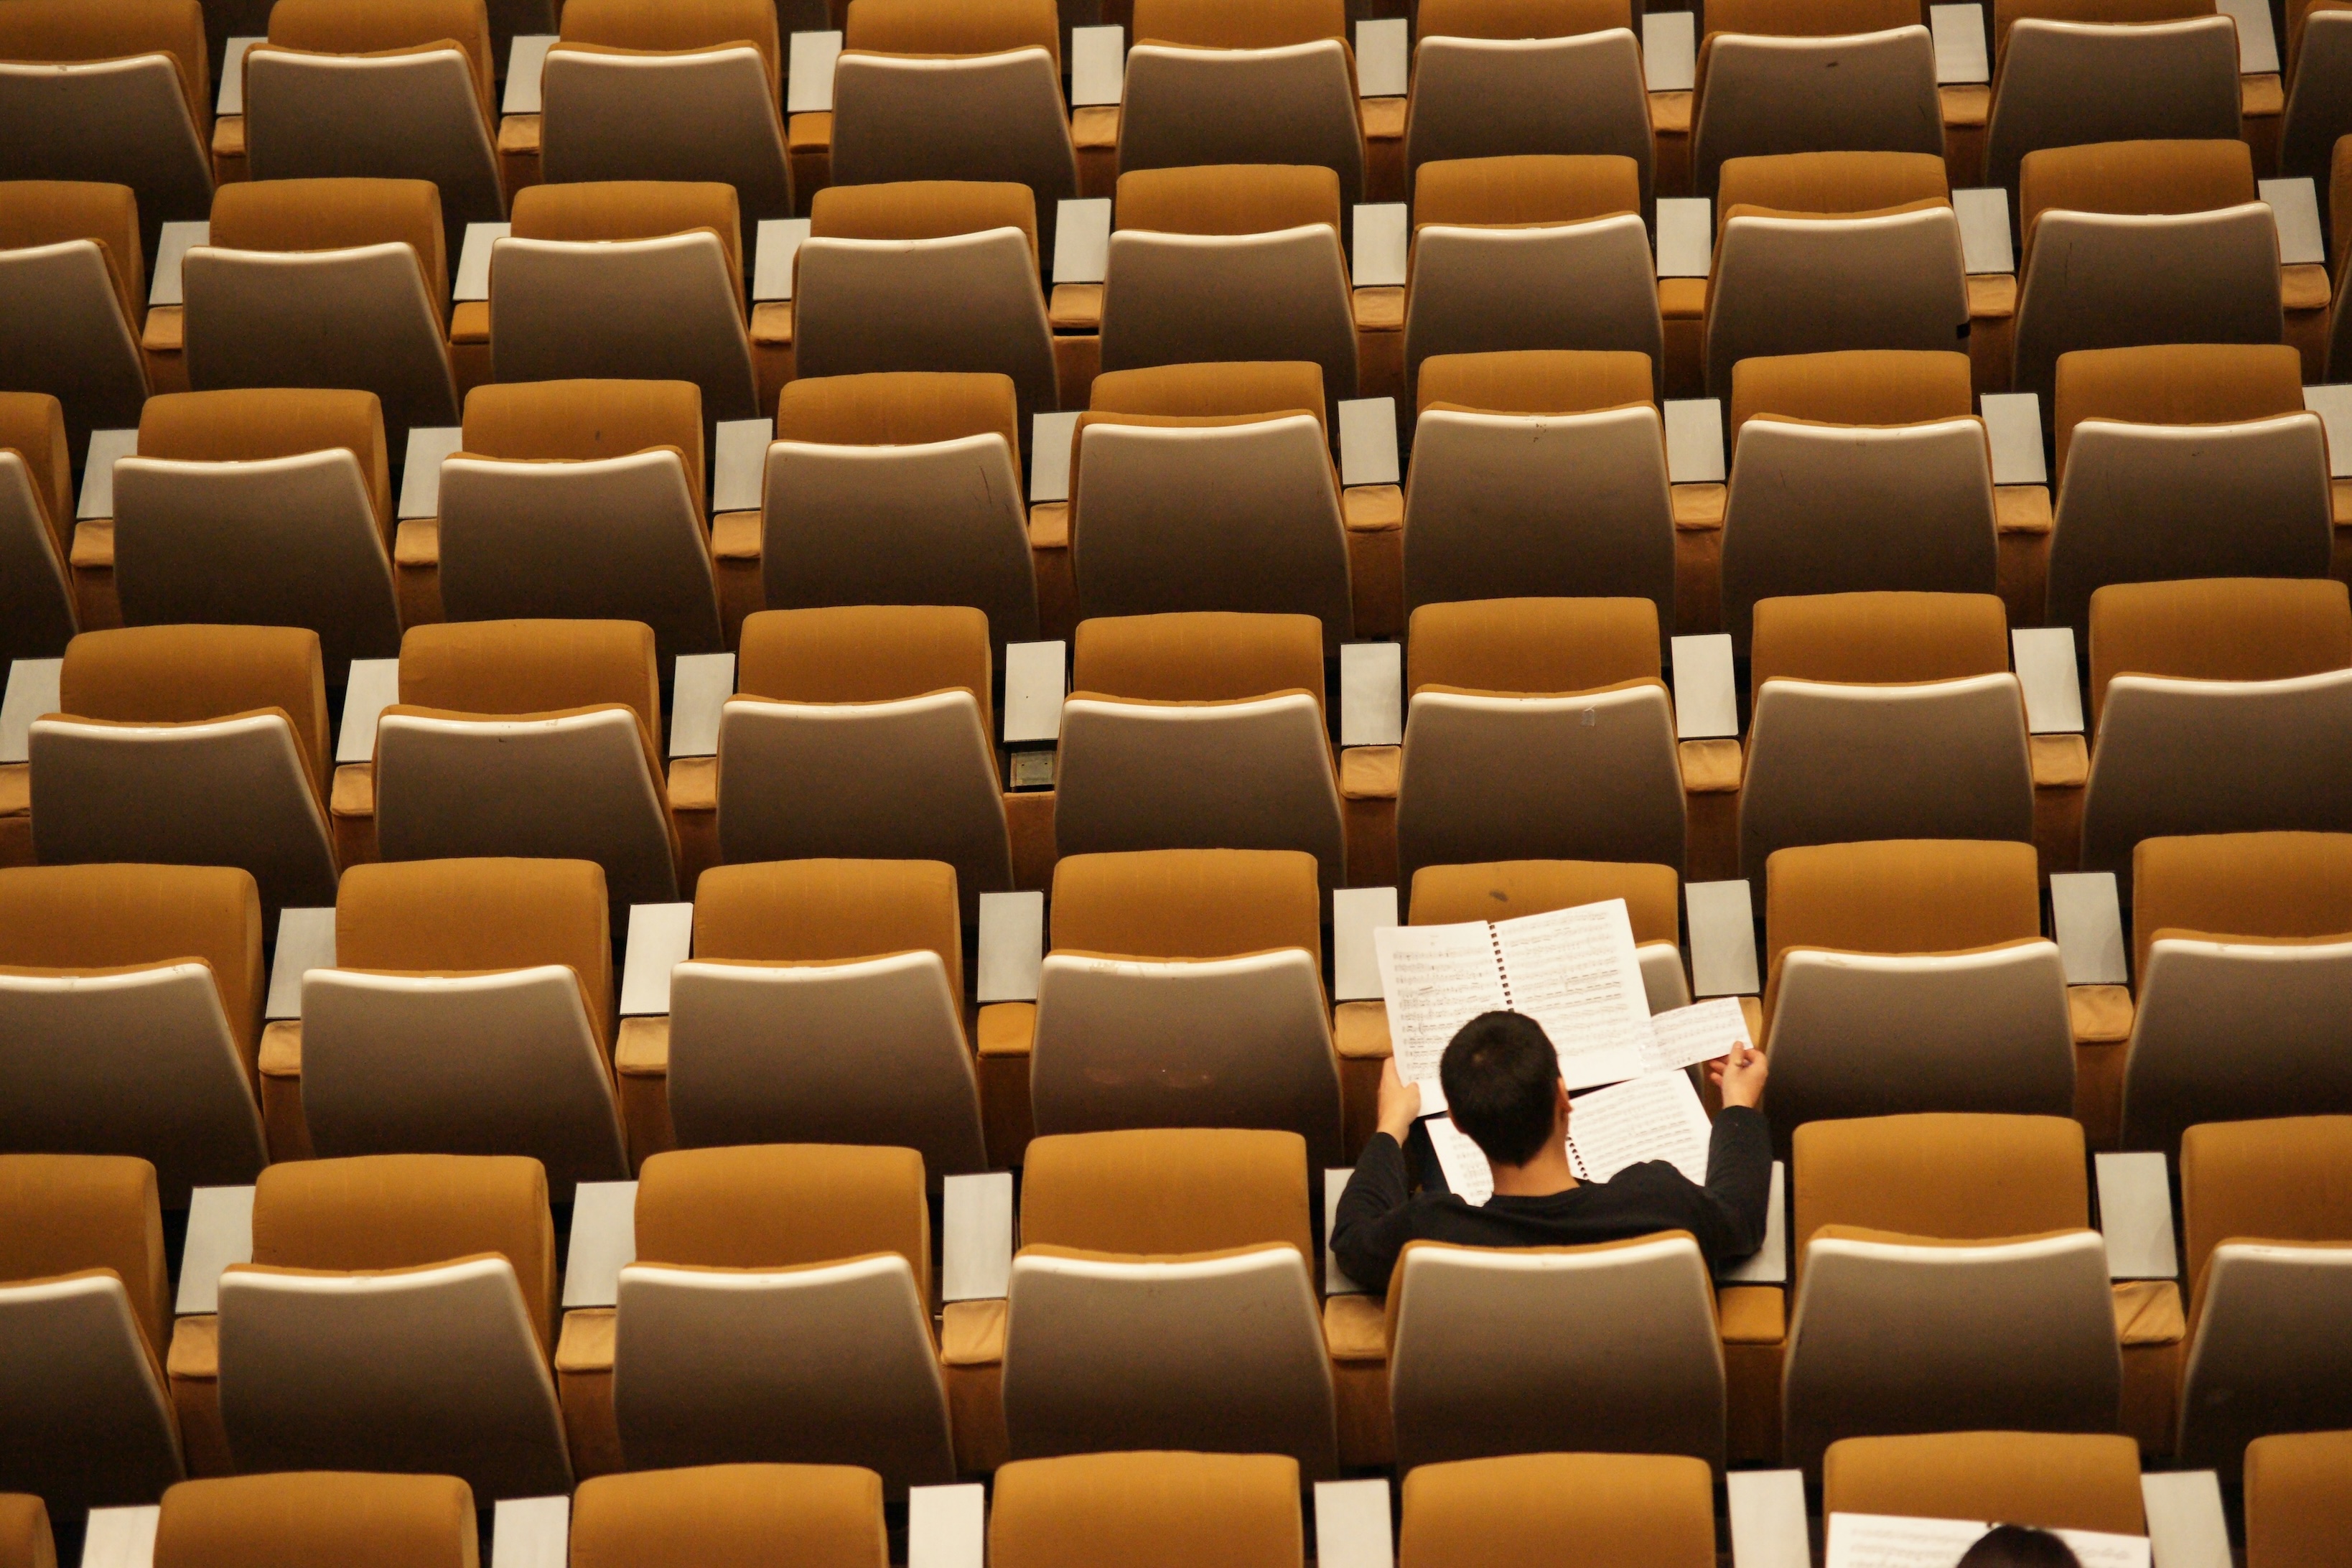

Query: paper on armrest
[1671,633,1737,739]
[1686,880,1760,998]
[0,657,61,765]
[1644,11,1695,90]
[1002,641,1065,745]
[561,1182,638,1309]
[1355,19,1409,97]
[503,35,559,113]
[2261,177,2326,266]
[1030,411,1081,502]
[1980,393,2047,485]
[1315,1480,1394,1568]
[490,1495,571,1568]
[2011,627,2084,735]
[1333,887,1399,1003]
[2220,0,2281,73]
[1325,1167,1366,1293]
[2049,872,2128,986]
[1338,398,1400,487]
[80,1506,160,1568]
[1070,24,1126,106]
[1954,187,2014,274]
[218,38,261,115]
[398,428,465,520]
[2304,384,2352,477]
[1052,199,1112,286]
[942,1172,1014,1302]
[79,429,139,520]
[2096,1152,2178,1280]
[266,906,337,1020]
[754,218,810,302]
[909,1485,987,1568]
[1931,4,1989,82]
[620,903,695,1017]
[150,221,209,308]
[1340,643,1401,747]
[335,658,400,765]
[2139,1473,2229,1568]
[668,653,735,760]
[1728,1472,1809,1568]
[454,223,508,303]
[1663,398,1724,482]
[174,1185,256,1315]
[788,31,842,112]
[1719,1162,1787,1284]
[1353,204,1407,288]
[712,419,772,515]
[977,891,1046,1003]
[1656,199,1712,279]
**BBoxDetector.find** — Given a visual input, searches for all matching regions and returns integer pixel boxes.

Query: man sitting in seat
[1333,1011,1771,1293]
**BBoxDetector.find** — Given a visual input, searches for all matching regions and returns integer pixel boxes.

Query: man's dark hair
[1438,1011,1563,1167]
[1956,1526,2083,1568]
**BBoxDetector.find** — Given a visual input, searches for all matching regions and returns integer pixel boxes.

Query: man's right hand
[1377,1055,1423,1142]
[1709,1040,1768,1110]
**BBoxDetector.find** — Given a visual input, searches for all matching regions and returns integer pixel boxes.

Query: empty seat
[1760,840,2071,1149]
[1821,1430,2149,1536]
[795,180,1058,430]
[1398,1452,1717,1568]
[1785,1114,2119,1473]
[302,857,627,1197]
[2120,833,2352,1152]
[1101,166,1357,403]
[244,0,503,237]
[0,864,264,1205]
[0,391,75,665]
[607,1144,955,1489]
[1402,156,1661,406]
[153,1473,475,1568]
[1409,857,1692,1012]
[543,0,793,227]
[216,1152,569,1498]
[184,177,459,458]
[0,1497,48,1568]
[2282,6,2352,206]
[1404,351,1673,626]
[1031,851,1343,1158]
[1739,592,2033,878]
[2079,578,2352,876]
[989,1451,1303,1568]
[0,1154,182,1516]
[2012,139,2280,398]
[2045,345,2330,631]
[113,388,401,675]
[375,620,681,905]
[1691,0,1943,198]
[496,181,760,424]
[717,607,1014,917]
[668,859,988,1177]
[569,1464,890,1567]
[1073,361,1350,648]
[834,0,1077,253]
[1722,350,1994,653]
[1005,1129,1338,1474]
[1984,0,2240,192]
[765,372,1040,650]
[2244,1428,2352,1568]
[1055,612,1345,889]
[1404,0,1653,201]
[1118,0,1364,200]
[439,378,724,658]
[29,625,338,913]
[0,181,150,454]
[1396,597,1684,883]
[2176,1116,2352,1475]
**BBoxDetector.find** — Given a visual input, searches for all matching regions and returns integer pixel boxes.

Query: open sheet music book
[1825,1514,2150,1568]
[1422,1070,1714,1207]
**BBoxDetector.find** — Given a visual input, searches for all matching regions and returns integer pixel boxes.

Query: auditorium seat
[1691,0,1943,198]
[1401,156,1662,406]
[795,179,1058,429]
[0,392,76,664]
[1394,597,1684,882]
[0,0,213,246]
[1409,858,1692,1011]
[2078,578,2352,877]
[0,1497,47,1568]
[666,859,988,1176]
[0,864,265,1205]
[2282,8,2352,207]
[1984,0,2241,192]
[184,177,459,461]
[244,0,504,238]
[153,1472,475,1568]
[1055,612,1345,888]
[1397,1452,1717,1568]
[0,1154,183,1516]
[2176,1116,2352,1476]
[1402,0,1652,200]
[495,181,760,424]
[989,1451,1303,1568]
[543,0,793,228]
[1722,350,1994,652]
[1821,1430,2149,1535]
[1759,839,2071,1148]
[298,857,627,1197]
[29,624,340,913]
[2011,139,2282,398]
[592,1144,956,1489]
[1704,151,1968,396]
[2045,345,2330,632]
[1073,360,1350,647]
[568,1464,890,1567]
[833,0,1077,254]
[113,388,402,676]
[2244,1428,2352,1567]
[1739,591,2033,877]
[2121,832,2352,1152]
[1784,1113,2120,1474]
[717,606,1013,916]
[0,182,150,455]
[1027,850,1343,1157]
[374,619,681,905]
[1117,0,1364,200]
[1100,166,1357,403]
[1000,1129,1338,1474]
[1402,351,1673,626]
[209,1153,569,1498]
[438,378,725,658]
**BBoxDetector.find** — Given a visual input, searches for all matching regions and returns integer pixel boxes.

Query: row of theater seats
[2,1112,2347,1513]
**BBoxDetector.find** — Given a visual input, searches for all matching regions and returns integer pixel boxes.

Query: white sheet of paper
[1490,900,1652,1088]
[1825,1515,2149,1568]
[1565,1070,1712,1185]
[788,31,842,112]
[754,217,811,302]
[1069,24,1126,106]
[1930,3,1989,82]
[1641,996,1752,1075]
[503,35,559,113]
[1355,19,1410,97]
[1643,10,1695,90]
[1425,1113,1494,1205]
[1373,921,1506,1109]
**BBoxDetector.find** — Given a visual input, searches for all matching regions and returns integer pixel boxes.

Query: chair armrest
[554,1307,615,1376]
[939,1298,1006,1368]
[976,1002,1035,1060]
[1339,745,1399,802]
[1334,999,1391,1060]
[1717,1282,1785,1342]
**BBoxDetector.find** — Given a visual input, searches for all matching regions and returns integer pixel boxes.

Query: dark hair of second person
[1437,1011,1564,1166]
[1956,1525,2084,1568]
